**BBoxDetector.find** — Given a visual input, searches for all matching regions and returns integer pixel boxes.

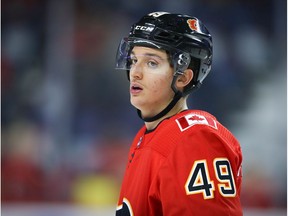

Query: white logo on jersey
[176,114,217,132]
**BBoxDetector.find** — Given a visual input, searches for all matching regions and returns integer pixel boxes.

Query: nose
[129,62,143,80]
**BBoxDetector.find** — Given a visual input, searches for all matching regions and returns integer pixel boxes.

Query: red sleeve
[148,126,243,216]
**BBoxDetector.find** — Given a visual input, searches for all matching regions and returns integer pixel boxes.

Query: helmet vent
[154,31,182,43]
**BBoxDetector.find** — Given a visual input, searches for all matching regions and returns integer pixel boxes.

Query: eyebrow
[130,51,166,61]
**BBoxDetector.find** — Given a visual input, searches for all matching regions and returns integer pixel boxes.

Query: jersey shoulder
[149,110,217,157]
[174,110,241,156]
[153,110,240,157]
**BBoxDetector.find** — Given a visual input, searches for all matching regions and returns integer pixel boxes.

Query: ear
[175,69,194,89]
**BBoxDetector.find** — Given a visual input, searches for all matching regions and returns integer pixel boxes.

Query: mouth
[130,83,143,94]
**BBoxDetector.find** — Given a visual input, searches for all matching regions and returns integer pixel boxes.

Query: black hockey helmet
[115,12,213,122]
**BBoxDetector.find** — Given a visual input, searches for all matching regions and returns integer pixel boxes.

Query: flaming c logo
[187,19,199,31]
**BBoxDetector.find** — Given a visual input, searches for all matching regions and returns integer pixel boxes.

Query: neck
[144,98,188,131]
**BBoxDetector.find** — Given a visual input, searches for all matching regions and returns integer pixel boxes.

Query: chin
[130,97,144,110]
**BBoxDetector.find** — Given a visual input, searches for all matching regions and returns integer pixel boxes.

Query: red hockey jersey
[116,110,243,216]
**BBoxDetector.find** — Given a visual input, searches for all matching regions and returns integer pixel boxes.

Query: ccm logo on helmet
[134,25,154,32]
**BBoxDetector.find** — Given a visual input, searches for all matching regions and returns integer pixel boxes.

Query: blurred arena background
[1,0,287,215]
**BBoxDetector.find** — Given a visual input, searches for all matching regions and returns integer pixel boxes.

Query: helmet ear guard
[170,52,191,94]
[173,52,191,75]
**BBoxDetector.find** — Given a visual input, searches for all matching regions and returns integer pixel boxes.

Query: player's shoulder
[169,109,239,146]
[174,110,240,151]
[150,110,218,154]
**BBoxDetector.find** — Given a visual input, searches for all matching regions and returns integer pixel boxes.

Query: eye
[128,56,137,67]
[147,60,158,68]
[131,57,137,64]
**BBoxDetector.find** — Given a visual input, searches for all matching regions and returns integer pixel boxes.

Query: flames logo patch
[187,19,199,31]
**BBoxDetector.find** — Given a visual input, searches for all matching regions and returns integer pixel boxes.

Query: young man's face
[129,46,175,118]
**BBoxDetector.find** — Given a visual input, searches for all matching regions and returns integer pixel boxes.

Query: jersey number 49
[185,158,236,199]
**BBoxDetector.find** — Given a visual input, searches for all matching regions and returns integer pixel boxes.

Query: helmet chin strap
[137,91,182,122]
[136,75,183,122]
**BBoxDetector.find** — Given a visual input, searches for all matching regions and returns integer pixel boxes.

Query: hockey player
[115,12,243,216]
